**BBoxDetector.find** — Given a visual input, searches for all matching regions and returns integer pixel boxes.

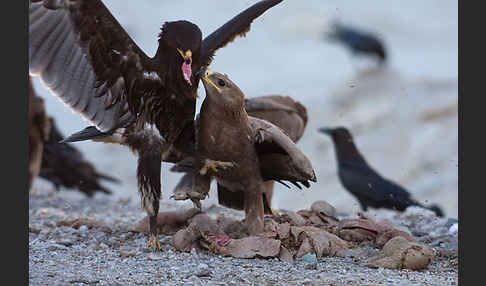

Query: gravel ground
[29,186,458,286]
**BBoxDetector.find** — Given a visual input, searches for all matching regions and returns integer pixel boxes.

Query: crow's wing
[338,162,412,206]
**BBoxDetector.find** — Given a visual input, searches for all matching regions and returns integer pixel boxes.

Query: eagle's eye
[218,79,226,87]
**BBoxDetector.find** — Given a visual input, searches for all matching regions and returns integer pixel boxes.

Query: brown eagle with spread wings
[29,0,283,250]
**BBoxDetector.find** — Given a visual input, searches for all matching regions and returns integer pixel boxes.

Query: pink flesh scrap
[182,60,192,86]
[215,234,231,247]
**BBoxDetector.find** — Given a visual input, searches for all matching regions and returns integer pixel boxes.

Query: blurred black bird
[40,117,119,197]
[325,21,387,64]
[319,127,444,217]
[29,76,50,190]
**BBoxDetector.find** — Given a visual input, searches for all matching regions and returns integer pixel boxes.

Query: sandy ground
[29,186,458,286]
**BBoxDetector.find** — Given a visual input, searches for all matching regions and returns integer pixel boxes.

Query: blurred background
[31,0,458,218]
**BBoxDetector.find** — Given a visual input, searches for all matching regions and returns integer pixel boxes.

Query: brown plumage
[40,117,119,197]
[172,95,309,213]
[28,77,51,190]
[193,71,316,234]
[30,0,283,249]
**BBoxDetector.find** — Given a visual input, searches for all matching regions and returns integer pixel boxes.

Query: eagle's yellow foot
[147,234,162,252]
[172,190,207,201]
[171,190,208,210]
[199,159,235,175]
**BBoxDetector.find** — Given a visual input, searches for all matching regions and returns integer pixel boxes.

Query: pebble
[301,253,317,263]
[190,248,199,258]
[56,239,73,247]
[196,263,211,277]
[47,244,68,251]
[448,223,458,236]
[119,251,136,258]
[445,218,458,228]
[148,253,163,261]
[79,225,88,232]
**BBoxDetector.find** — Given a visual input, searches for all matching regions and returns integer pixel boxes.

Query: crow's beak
[318,127,333,135]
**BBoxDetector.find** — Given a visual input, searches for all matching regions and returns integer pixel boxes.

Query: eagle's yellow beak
[177,48,192,63]
[200,68,221,93]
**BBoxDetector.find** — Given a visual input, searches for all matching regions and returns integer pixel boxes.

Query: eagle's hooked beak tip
[177,48,192,63]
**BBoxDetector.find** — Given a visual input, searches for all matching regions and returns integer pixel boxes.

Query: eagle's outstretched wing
[29,0,162,132]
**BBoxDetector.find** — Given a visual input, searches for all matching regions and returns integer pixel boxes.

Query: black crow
[326,21,387,64]
[40,117,119,197]
[319,127,444,217]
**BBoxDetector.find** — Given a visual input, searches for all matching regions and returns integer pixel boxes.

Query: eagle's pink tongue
[182,61,192,86]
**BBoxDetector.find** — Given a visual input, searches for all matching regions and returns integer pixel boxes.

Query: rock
[171,226,201,252]
[29,225,41,234]
[284,211,307,227]
[279,246,293,263]
[375,229,416,247]
[218,236,281,258]
[196,263,211,277]
[307,230,349,257]
[290,226,321,242]
[47,244,68,251]
[220,219,248,239]
[337,213,416,247]
[402,206,438,220]
[276,223,291,240]
[296,237,313,258]
[306,231,330,258]
[119,251,137,258]
[301,253,317,263]
[147,253,163,261]
[263,217,279,233]
[296,210,314,220]
[448,223,458,236]
[58,218,112,233]
[367,236,435,270]
[56,239,73,246]
[308,215,325,226]
[445,218,458,228]
[190,213,224,234]
[311,201,338,220]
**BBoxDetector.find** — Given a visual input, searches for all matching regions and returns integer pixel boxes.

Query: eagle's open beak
[177,48,192,64]
[178,49,193,86]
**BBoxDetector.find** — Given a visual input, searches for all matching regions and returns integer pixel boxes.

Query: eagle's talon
[172,190,208,210]
[199,159,235,175]
[147,234,162,252]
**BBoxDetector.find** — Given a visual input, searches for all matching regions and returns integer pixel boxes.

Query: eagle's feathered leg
[126,129,163,251]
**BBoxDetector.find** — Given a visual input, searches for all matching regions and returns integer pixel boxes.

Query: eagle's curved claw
[199,159,235,175]
[171,190,208,210]
[147,234,162,252]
